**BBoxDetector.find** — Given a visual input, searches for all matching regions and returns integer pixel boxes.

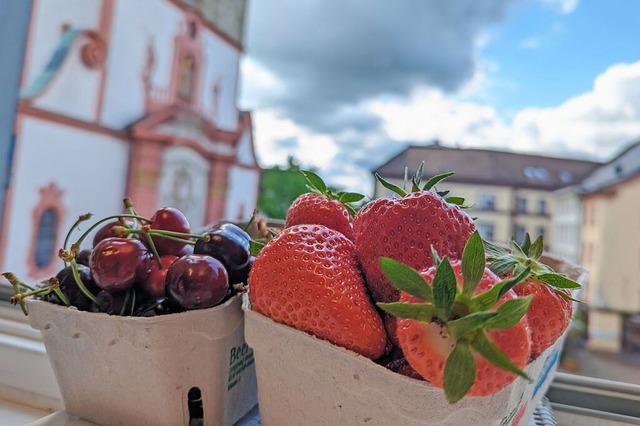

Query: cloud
[511,62,640,160]
[243,0,518,131]
[241,1,640,196]
[519,37,542,50]
[541,0,580,14]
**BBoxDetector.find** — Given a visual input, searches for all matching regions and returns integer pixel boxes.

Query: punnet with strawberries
[244,167,585,425]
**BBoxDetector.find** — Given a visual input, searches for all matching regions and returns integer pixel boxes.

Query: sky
[238,0,640,195]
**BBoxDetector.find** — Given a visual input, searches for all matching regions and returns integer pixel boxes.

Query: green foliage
[257,157,312,220]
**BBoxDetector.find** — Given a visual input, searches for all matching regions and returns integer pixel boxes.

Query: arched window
[34,208,58,268]
[178,54,195,101]
[28,182,65,278]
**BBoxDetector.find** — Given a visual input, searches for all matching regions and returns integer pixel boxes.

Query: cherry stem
[48,277,70,307]
[63,213,93,267]
[64,255,104,309]
[69,213,152,254]
[11,286,51,302]
[244,209,259,232]
[2,272,36,291]
[118,227,199,245]
[124,199,163,269]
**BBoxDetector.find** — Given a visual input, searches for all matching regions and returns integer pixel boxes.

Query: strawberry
[284,171,364,240]
[379,232,533,402]
[248,224,387,360]
[486,235,581,360]
[353,170,475,303]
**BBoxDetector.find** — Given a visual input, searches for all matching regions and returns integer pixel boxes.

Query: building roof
[579,139,640,194]
[374,144,601,191]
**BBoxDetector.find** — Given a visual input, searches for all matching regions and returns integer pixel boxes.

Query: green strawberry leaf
[433,257,457,320]
[437,190,450,198]
[411,162,425,192]
[538,273,581,289]
[249,240,265,257]
[462,231,485,296]
[379,257,433,303]
[448,311,499,340]
[554,288,584,303]
[376,173,407,197]
[377,302,436,321]
[488,256,517,277]
[422,171,455,191]
[483,239,506,257]
[472,266,531,311]
[521,234,532,254]
[430,245,443,267]
[444,341,475,403]
[338,192,365,204]
[484,297,532,329]
[471,331,530,380]
[301,170,327,195]
[445,196,465,206]
[529,235,544,260]
[343,203,358,217]
[508,239,528,262]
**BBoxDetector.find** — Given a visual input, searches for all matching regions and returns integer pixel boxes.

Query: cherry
[166,255,229,309]
[133,297,187,317]
[89,237,151,292]
[229,255,255,285]
[140,255,178,298]
[93,220,126,246]
[75,249,92,267]
[53,264,101,311]
[150,207,190,256]
[194,223,251,273]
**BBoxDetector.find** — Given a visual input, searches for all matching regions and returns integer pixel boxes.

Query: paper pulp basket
[244,254,586,426]
[27,295,257,426]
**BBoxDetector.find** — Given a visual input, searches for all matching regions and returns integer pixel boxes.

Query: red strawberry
[249,224,387,360]
[486,234,580,360]
[513,280,572,359]
[284,170,364,241]
[354,171,475,303]
[379,232,533,402]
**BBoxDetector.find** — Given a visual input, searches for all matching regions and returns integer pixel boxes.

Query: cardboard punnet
[27,295,257,426]
[244,254,586,426]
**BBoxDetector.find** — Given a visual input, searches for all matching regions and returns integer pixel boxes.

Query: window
[515,196,527,213]
[34,208,58,268]
[477,193,496,210]
[536,199,546,215]
[178,54,195,101]
[535,226,545,240]
[476,222,495,241]
[513,225,526,245]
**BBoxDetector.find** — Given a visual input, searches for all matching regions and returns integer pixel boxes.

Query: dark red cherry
[150,207,190,256]
[194,223,251,273]
[93,220,125,246]
[228,255,255,285]
[165,255,229,310]
[140,255,178,298]
[89,237,151,292]
[49,264,100,311]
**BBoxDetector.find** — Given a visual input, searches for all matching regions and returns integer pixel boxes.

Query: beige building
[578,140,640,353]
[373,143,599,249]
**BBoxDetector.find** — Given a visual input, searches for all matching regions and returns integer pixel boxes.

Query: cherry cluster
[4,200,255,317]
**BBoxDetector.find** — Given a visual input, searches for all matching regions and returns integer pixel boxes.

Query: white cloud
[519,37,542,50]
[541,0,579,14]
[250,60,640,195]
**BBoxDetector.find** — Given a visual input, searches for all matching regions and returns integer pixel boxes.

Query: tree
[257,157,311,219]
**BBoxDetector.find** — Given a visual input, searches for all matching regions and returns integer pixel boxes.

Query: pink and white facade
[0,0,260,281]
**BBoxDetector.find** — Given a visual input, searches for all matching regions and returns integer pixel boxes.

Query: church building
[0,0,260,281]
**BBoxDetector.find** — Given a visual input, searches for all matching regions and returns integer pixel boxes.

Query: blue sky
[484,0,640,115]
[239,0,640,193]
